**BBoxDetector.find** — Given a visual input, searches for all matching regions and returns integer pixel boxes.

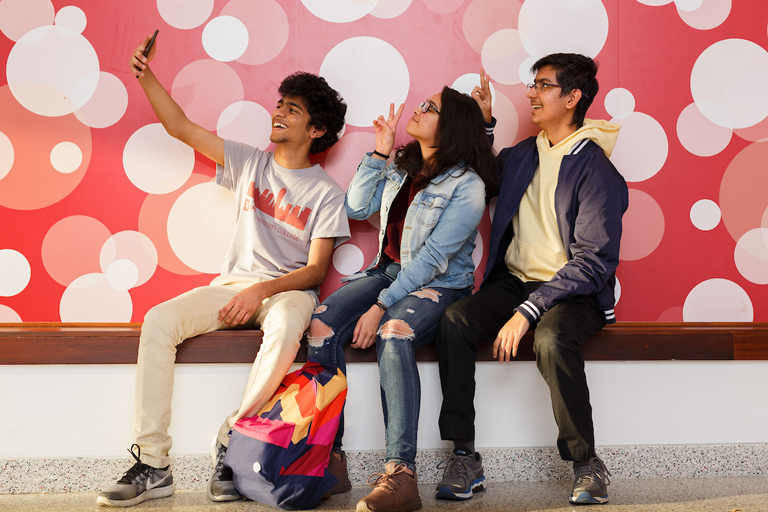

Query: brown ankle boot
[322,450,352,499]
[356,463,422,512]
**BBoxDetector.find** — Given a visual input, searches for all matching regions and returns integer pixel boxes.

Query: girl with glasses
[307,86,497,512]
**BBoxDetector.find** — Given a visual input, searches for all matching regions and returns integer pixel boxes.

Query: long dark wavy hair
[393,86,497,196]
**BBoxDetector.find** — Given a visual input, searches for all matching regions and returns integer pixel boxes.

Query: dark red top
[382,174,429,263]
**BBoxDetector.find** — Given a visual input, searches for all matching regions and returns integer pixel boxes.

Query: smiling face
[526,65,578,135]
[270,94,322,147]
[405,92,441,147]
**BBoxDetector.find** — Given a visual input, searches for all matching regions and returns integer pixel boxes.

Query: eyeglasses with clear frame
[418,100,440,115]
[526,82,589,99]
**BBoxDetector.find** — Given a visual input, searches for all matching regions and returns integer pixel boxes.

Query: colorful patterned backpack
[223,360,347,510]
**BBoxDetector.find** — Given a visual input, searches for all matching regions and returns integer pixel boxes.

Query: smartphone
[143,29,159,58]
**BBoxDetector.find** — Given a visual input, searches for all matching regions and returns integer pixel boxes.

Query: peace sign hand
[372,103,405,158]
[471,68,493,123]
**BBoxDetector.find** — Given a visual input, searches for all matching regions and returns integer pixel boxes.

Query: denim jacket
[344,153,486,308]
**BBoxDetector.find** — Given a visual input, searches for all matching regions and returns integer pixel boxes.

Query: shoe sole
[356,498,422,512]
[96,485,175,507]
[435,477,485,500]
[569,492,608,505]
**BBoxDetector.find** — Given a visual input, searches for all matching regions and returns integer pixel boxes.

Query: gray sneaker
[96,444,174,507]
[570,456,611,505]
[208,438,242,502]
[434,448,485,500]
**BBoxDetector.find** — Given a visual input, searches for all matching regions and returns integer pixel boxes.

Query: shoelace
[213,444,234,481]
[366,464,409,494]
[117,444,152,484]
[436,454,471,479]
[575,456,612,486]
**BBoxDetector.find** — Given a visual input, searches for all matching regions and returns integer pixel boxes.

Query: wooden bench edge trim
[1,323,767,364]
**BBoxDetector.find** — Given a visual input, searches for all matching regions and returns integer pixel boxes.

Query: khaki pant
[133,276,316,468]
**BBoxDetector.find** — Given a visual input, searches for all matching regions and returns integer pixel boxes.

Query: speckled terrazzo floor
[4,445,768,494]
[1,477,767,511]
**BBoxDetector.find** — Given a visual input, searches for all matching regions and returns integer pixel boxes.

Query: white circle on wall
[691,39,768,129]
[202,16,249,62]
[677,0,731,30]
[518,0,608,60]
[636,0,674,5]
[472,232,484,268]
[74,72,129,129]
[333,244,365,276]
[0,249,31,297]
[682,278,753,321]
[481,30,527,85]
[167,182,237,274]
[451,73,497,108]
[0,305,22,322]
[489,197,497,223]
[106,259,140,291]
[157,0,214,29]
[320,37,409,127]
[0,132,13,181]
[734,228,768,285]
[59,273,133,322]
[488,90,518,152]
[690,199,721,231]
[6,25,99,117]
[674,0,704,12]
[100,231,158,289]
[366,211,381,230]
[0,0,55,42]
[123,124,195,194]
[217,101,272,149]
[677,102,732,157]
[370,0,411,18]
[613,276,621,306]
[609,112,668,182]
[50,141,83,174]
[54,5,86,33]
[604,88,635,120]
[518,56,537,86]
[301,0,378,23]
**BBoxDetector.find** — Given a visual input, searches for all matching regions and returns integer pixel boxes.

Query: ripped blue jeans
[307,260,471,469]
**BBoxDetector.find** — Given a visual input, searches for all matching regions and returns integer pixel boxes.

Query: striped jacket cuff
[515,300,542,324]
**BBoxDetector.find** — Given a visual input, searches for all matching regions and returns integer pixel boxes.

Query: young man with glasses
[97,35,350,508]
[434,53,628,505]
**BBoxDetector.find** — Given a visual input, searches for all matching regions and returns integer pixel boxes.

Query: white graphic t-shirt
[214,140,350,302]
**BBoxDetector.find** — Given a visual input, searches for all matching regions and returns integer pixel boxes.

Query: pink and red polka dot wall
[0,0,767,322]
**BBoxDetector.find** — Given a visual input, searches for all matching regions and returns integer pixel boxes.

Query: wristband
[375,300,388,311]
[372,150,390,159]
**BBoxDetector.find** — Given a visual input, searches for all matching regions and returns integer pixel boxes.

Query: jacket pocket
[414,193,449,229]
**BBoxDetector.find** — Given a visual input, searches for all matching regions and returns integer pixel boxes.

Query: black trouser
[436,272,606,461]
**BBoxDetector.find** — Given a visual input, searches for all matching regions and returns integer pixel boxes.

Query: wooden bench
[1,322,767,364]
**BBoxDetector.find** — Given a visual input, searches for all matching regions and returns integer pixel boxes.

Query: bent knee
[307,317,334,348]
[378,319,415,341]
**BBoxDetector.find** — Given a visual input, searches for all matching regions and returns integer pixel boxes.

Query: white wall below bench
[2,361,767,459]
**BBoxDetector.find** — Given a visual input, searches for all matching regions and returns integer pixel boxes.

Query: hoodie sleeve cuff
[514,300,542,325]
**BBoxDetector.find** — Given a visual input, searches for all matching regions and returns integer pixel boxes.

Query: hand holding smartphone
[135,30,159,79]
[143,29,159,58]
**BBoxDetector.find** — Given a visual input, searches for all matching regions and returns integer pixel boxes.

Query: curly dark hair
[394,86,498,197]
[531,53,598,127]
[278,72,347,154]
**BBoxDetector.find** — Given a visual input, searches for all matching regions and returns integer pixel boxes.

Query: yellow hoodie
[505,119,620,282]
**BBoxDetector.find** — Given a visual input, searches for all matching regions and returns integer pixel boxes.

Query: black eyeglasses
[526,82,589,99]
[418,100,440,115]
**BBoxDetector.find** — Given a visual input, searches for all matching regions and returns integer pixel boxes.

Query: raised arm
[472,68,493,124]
[130,34,224,165]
